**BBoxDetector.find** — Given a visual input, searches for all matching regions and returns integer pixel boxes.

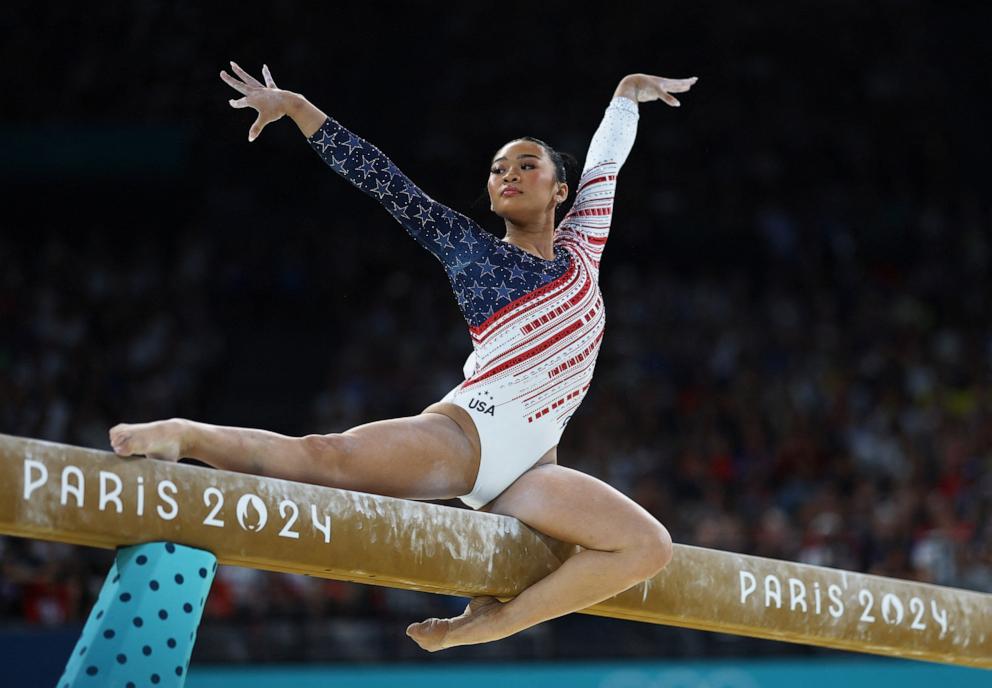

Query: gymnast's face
[488,140,567,220]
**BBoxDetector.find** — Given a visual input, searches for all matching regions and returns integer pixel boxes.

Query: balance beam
[1,433,988,668]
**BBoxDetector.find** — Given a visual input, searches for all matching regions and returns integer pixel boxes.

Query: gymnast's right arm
[221,61,485,267]
[295,99,485,266]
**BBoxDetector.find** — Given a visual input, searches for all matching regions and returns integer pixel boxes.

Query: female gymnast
[109,61,697,652]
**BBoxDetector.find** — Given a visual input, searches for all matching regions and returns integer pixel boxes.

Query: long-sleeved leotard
[307,95,639,508]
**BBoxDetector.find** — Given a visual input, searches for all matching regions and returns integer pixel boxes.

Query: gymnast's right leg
[108,414,481,501]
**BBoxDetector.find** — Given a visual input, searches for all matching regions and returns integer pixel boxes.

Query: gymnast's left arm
[558,74,697,269]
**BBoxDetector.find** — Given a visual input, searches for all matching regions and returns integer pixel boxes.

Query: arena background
[1,2,990,686]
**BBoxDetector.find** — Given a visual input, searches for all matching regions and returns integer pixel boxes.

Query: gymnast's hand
[220,61,294,142]
[617,73,698,107]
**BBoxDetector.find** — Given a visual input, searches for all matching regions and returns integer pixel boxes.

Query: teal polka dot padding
[58,541,216,688]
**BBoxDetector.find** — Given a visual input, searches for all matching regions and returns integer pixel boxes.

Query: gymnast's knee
[299,432,354,483]
[629,521,674,579]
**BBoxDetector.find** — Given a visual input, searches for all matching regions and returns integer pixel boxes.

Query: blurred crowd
[2,0,990,663]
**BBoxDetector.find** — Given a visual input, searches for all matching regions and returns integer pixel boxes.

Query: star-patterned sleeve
[307,115,491,270]
[556,95,639,276]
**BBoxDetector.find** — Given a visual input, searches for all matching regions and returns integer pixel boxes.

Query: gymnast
[109,61,697,652]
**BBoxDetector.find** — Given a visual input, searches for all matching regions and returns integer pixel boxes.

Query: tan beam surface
[0,433,988,668]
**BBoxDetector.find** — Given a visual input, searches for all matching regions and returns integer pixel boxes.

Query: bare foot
[406,596,505,652]
[109,419,188,461]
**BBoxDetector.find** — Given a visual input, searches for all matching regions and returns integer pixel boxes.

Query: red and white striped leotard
[441,95,640,507]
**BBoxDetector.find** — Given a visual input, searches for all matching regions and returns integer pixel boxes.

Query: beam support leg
[57,541,216,688]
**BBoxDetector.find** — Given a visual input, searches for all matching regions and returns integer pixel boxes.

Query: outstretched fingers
[640,75,699,107]
[262,64,277,88]
[660,76,698,93]
[220,69,250,95]
[229,60,263,88]
[219,61,280,141]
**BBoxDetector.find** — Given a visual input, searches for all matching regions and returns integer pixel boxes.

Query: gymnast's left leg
[406,464,673,651]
